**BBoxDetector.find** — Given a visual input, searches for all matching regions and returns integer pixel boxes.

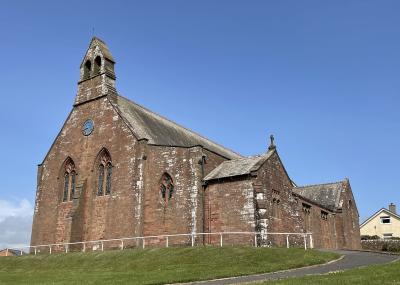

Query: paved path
[183,250,399,285]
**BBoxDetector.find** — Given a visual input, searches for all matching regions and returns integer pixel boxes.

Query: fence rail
[8,232,313,256]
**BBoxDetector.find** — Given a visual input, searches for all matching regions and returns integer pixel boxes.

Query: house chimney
[389,203,396,214]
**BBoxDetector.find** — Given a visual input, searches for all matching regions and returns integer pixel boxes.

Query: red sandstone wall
[295,198,337,249]
[141,146,228,246]
[337,180,361,249]
[31,96,144,249]
[205,178,255,245]
[252,151,303,246]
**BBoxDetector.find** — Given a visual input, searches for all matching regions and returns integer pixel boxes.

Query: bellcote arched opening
[93,56,102,75]
[83,60,92,80]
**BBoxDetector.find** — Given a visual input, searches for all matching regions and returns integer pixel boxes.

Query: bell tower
[74,37,117,106]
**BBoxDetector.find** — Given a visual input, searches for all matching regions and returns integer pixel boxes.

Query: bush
[361,235,380,240]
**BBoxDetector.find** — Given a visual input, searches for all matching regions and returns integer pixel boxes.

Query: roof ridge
[295,180,345,189]
[360,208,400,227]
[116,95,242,158]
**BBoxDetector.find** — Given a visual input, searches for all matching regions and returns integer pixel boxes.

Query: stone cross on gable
[268,134,276,150]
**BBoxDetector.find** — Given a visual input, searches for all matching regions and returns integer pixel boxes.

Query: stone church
[30,38,361,250]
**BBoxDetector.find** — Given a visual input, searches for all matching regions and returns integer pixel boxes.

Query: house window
[380,216,391,224]
[383,233,393,239]
[61,158,76,202]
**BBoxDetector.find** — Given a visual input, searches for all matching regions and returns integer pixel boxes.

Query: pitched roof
[204,149,275,181]
[360,208,400,228]
[80,37,115,67]
[113,95,242,159]
[0,249,22,256]
[293,181,344,212]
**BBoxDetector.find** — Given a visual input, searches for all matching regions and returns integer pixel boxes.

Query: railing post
[166,236,169,248]
[254,233,257,247]
[191,234,194,247]
[101,242,104,252]
[142,238,145,249]
[20,249,23,256]
[34,247,37,255]
[309,234,314,249]
[304,235,307,250]
[286,235,289,248]
[121,240,124,250]
[5,249,8,256]
[83,243,86,253]
[65,245,68,253]
[49,245,52,255]
[220,234,223,247]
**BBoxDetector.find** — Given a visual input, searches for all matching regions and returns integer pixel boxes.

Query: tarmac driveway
[182,250,399,285]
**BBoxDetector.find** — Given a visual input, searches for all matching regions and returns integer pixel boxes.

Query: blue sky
[0,1,399,246]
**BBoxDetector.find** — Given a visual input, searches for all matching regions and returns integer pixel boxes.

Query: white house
[360,203,400,239]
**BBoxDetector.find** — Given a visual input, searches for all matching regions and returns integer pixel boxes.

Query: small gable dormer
[74,37,117,106]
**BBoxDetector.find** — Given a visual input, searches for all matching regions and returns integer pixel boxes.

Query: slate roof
[113,95,242,159]
[204,149,275,181]
[293,181,344,212]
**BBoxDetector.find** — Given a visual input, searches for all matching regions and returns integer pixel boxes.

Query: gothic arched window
[96,149,112,196]
[61,158,76,202]
[160,173,174,202]
[105,162,112,195]
[98,164,104,195]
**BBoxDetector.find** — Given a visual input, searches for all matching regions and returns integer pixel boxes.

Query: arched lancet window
[83,60,92,80]
[96,149,112,196]
[105,162,112,195]
[272,198,280,218]
[63,173,70,202]
[93,56,101,75]
[98,164,104,195]
[61,158,76,202]
[70,171,76,201]
[160,173,174,202]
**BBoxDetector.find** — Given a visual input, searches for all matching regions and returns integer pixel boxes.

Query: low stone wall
[361,240,400,252]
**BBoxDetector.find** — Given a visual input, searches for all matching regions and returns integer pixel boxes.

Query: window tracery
[160,173,174,202]
[62,158,76,202]
[96,149,112,196]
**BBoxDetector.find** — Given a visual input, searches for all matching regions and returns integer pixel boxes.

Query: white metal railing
[7,232,313,256]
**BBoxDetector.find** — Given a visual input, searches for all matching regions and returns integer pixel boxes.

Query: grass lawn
[0,247,338,285]
[264,259,400,285]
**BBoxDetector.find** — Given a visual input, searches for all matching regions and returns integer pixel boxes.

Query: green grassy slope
[0,247,338,285]
[265,259,400,285]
